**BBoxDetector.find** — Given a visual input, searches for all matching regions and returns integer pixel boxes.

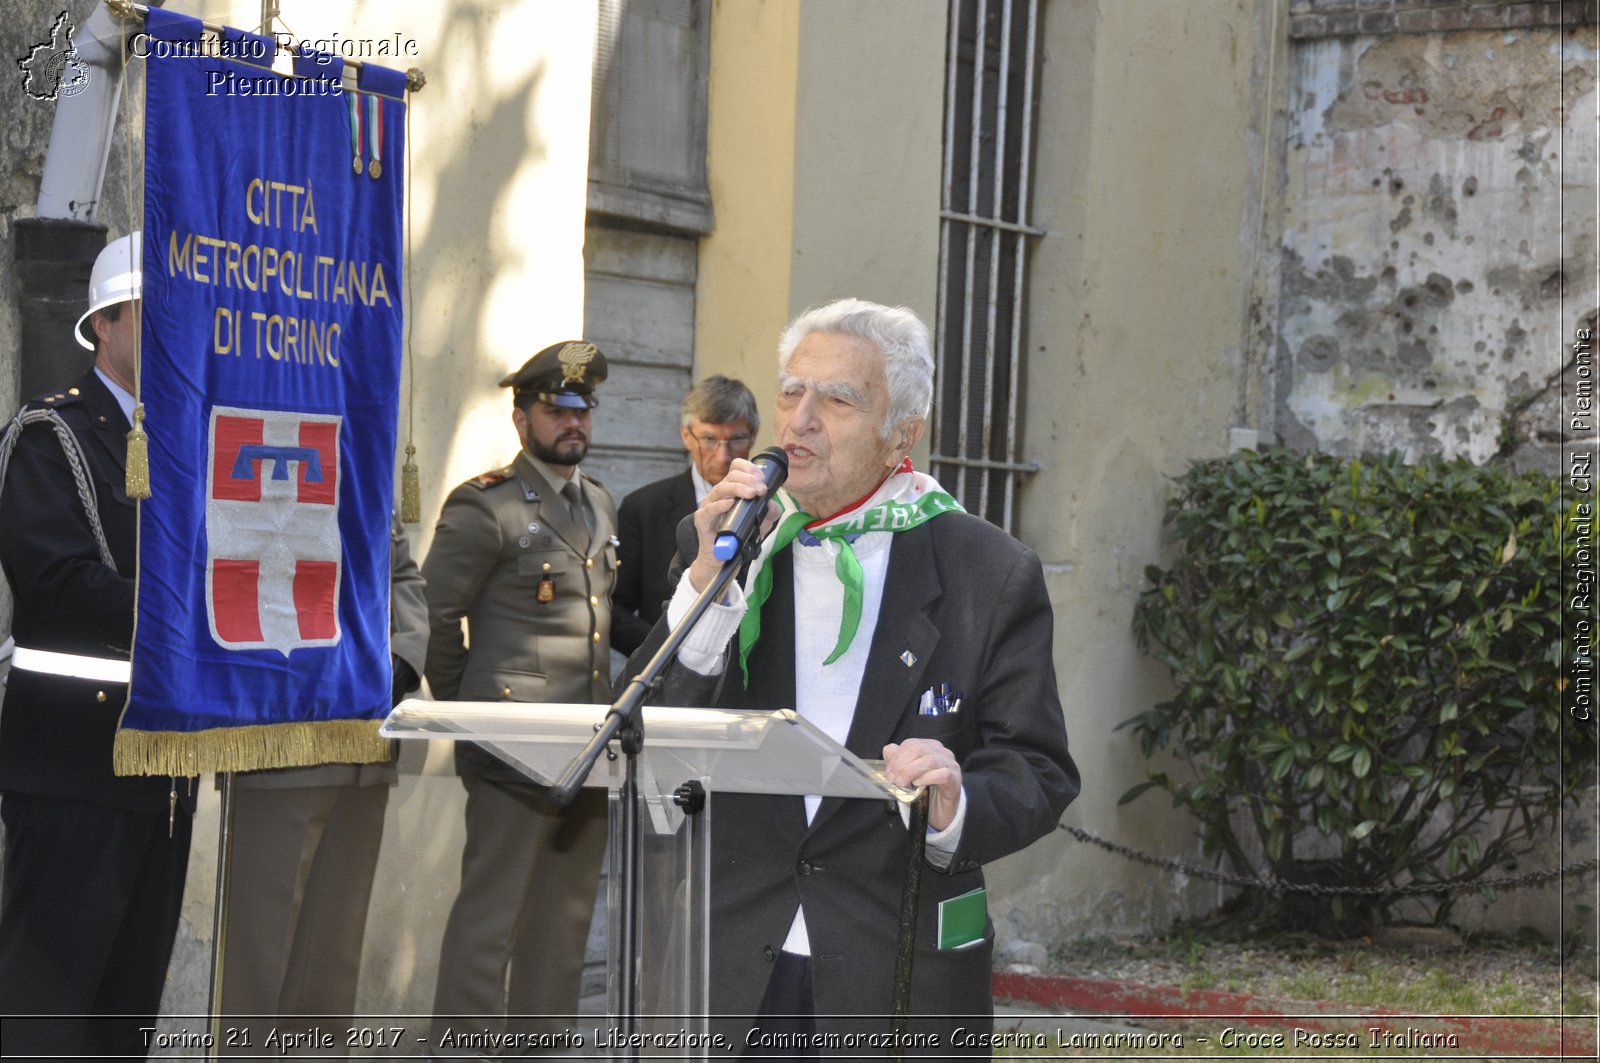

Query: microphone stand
[549,540,751,1053]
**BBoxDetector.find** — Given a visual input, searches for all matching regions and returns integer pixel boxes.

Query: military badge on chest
[517,510,560,604]
[534,541,556,604]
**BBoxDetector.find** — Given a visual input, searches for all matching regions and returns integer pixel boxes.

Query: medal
[348,92,364,175]
[537,575,556,604]
[367,94,383,180]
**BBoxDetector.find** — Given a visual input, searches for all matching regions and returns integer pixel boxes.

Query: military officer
[423,340,618,1050]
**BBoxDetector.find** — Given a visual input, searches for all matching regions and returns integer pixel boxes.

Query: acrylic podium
[381,699,915,1045]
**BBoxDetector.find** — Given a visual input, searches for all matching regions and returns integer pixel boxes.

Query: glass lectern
[380,699,914,1045]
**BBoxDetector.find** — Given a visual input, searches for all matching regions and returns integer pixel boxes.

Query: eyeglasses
[693,433,753,453]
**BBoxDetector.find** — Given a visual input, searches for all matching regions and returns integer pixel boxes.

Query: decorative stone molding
[1288,1,1597,41]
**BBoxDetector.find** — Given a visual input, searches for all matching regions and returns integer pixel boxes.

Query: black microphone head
[751,445,789,488]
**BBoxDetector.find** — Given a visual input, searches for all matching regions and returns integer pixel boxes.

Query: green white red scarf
[737,460,963,685]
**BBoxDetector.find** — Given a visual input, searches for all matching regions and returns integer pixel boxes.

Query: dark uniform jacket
[623,512,1079,1050]
[0,371,173,813]
[612,468,696,655]
[423,450,618,782]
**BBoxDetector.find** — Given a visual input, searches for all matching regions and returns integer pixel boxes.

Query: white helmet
[74,231,142,351]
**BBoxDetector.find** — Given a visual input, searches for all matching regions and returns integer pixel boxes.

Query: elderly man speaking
[624,298,1079,1052]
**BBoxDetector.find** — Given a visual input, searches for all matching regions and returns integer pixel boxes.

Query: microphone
[713,446,789,561]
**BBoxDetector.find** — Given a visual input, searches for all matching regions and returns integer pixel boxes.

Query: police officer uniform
[423,342,618,1047]
[0,301,194,1054]
[0,235,193,1059]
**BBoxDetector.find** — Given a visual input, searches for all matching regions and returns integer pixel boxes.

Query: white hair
[776,298,934,437]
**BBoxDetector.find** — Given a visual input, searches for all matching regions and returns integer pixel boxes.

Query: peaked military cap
[500,340,608,409]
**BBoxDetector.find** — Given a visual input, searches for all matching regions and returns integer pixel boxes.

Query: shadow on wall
[154,2,554,1032]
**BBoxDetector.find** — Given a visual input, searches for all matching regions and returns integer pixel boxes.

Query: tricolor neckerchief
[737,459,963,685]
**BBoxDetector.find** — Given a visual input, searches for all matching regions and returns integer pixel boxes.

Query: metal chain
[1060,824,1599,898]
[0,410,116,568]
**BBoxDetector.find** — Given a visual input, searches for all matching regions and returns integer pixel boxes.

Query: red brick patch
[992,970,1596,1057]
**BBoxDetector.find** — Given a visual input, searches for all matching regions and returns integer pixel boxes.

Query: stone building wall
[1269,0,1597,939]
[1273,2,1597,477]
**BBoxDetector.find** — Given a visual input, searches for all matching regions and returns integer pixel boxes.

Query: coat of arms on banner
[206,406,343,655]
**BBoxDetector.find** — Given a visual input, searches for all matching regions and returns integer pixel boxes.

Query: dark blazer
[0,370,171,812]
[611,468,696,655]
[622,511,1079,1048]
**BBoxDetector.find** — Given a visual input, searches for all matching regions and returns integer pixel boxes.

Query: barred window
[933,0,1045,533]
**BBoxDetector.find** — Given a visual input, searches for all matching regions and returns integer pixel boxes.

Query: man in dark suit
[623,299,1078,1051]
[611,375,759,655]
[0,233,193,1058]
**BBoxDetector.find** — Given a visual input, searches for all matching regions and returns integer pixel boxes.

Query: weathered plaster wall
[790,0,945,470]
[697,0,943,467]
[1275,28,1597,469]
[985,0,1284,950]
[788,1,944,333]
[1269,16,1597,942]
[696,0,800,432]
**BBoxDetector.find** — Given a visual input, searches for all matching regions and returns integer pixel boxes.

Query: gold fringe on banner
[112,718,390,776]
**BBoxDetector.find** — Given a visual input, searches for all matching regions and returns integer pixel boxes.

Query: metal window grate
[933,0,1044,533]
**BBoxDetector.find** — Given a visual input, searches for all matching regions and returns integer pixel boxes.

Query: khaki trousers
[220,782,389,1055]
[430,776,607,1053]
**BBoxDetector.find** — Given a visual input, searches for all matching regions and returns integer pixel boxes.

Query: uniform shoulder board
[30,386,83,410]
[468,465,515,490]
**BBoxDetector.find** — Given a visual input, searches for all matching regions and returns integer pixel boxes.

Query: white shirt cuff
[664,573,748,676]
[899,786,967,870]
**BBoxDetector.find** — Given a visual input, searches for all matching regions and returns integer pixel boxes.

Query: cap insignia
[559,342,598,385]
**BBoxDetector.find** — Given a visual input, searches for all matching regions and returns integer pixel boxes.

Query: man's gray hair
[681,374,760,432]
[777,299,934,435]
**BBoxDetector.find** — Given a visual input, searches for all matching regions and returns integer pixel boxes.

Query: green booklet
[937,887,987,949]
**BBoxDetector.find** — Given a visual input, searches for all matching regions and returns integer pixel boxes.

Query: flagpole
[208,772,237,1059]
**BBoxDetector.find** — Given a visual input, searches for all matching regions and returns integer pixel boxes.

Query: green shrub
[1126,448,1587,933]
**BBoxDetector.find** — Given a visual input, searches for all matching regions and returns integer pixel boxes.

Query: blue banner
[117,13,406,774]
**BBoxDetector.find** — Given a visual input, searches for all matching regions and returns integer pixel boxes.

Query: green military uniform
[424,342,619,1049]
[425,449,618,768]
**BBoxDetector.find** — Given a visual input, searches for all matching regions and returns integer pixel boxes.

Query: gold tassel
[126,403,151,499]
[400,442,421,524]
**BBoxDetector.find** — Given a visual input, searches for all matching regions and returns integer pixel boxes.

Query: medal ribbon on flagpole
[368,95,383,178]
[348,90,364,174]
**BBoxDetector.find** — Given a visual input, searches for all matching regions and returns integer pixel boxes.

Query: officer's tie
[562,479,591,554]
